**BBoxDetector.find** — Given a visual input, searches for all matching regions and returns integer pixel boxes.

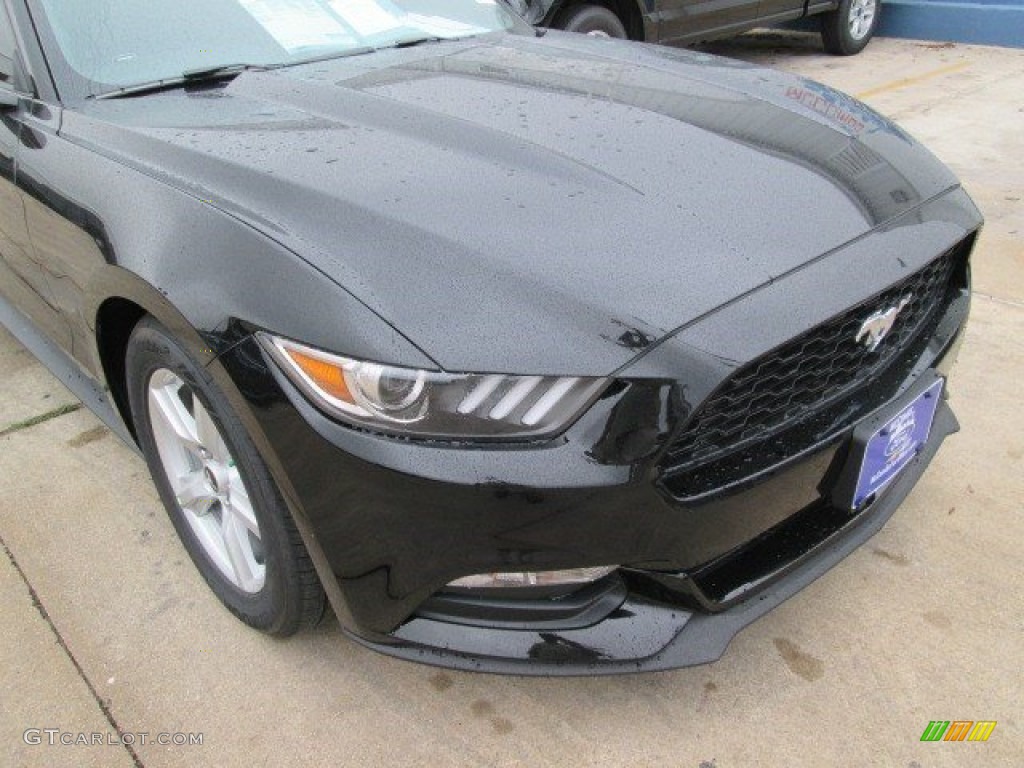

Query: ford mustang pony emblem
[856,295,912,351]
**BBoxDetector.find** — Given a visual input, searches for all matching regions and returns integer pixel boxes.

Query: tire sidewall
[556,5,628,39]
[125,319,302,634]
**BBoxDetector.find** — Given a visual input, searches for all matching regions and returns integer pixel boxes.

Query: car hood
[69,32,960,375]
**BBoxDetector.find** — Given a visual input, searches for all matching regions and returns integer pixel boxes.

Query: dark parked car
[1,0,979,674]
[518,0,879,55]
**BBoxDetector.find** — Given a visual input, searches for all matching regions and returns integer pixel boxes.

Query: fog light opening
[447,565,617,590]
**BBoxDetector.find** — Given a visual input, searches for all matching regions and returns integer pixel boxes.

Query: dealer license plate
[853,378,944,508]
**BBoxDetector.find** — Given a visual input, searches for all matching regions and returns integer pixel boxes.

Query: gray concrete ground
[1,33,1021,768]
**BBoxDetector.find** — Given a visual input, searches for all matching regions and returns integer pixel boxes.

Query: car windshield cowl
[33,0,526,102]
[87,33,479,100]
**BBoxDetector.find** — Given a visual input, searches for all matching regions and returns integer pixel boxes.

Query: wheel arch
[94,296,146,442]
[85,268,361,630]
[34,130,433,636]
[87,267,223,443]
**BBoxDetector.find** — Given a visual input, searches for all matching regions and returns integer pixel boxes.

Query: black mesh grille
[664,248,959,474]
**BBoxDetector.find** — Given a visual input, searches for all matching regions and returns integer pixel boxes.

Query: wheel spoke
[221,508,259,590]
[149,383,200,450]
[226,471,260,535]
[194,399,228,463]
[849,0,876,40]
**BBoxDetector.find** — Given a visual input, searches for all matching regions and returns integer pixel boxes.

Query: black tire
[126,317,324,635]
[554,4,628,39]
[821,0,880,56]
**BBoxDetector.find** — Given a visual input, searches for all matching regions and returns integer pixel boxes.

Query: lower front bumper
[347,402,958,675]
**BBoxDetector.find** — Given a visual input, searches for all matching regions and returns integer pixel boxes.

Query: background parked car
[516,0,880,55]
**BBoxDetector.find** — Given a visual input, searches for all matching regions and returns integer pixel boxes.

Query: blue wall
[877,0,1024,48]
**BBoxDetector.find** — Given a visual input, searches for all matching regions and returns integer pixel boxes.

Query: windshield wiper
[92,37,469,99]
[91,63,270,100]
[388,35,444,49]
[181,63,267,81]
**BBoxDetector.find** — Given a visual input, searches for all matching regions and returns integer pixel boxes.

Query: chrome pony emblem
[856,295,912,352]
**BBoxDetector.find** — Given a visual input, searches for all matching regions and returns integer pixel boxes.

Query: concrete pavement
[1,33,1021,768]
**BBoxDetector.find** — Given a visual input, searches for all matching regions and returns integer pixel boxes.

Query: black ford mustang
[0,0,980,674]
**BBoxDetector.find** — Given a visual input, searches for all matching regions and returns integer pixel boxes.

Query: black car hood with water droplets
[66,31,959,375]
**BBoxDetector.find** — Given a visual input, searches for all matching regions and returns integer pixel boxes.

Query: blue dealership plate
[852,378,944,508]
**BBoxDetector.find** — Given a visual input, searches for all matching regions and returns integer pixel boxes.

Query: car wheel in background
[554,4,628,38]
[821,0,880,55]
[125,317,324,635]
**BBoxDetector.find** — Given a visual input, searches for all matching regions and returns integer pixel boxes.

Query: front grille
[663,247,961,477]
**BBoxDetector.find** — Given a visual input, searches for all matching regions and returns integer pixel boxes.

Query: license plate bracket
[832,373,944,510]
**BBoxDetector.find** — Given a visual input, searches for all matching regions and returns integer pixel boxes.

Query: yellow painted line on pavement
[855,61,971,101]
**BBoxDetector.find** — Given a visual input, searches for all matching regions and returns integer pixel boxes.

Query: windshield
[34,0,521,95]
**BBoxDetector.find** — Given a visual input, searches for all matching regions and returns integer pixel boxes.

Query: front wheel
[553,4,629,39]
[821,0,879,56]
[126,317,324,635]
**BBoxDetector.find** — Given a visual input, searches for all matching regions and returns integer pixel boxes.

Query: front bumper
[212,201,976,674]
[351,399,958,675]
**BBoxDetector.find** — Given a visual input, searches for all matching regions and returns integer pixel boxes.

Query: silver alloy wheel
[848,0,876,40]
[147,369,266,593]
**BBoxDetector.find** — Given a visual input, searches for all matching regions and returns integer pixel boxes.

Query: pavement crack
[972,291,1024,309]
[0,403,82,438]
[0,533,145,768]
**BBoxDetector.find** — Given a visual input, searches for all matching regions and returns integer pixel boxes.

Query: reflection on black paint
[16,170,115,263]
[211,322,284,406]
[372,50,926,227]
[590,381,679,465]
[528,632,608,663]
[19,124,43,150]
[0,115,16,182]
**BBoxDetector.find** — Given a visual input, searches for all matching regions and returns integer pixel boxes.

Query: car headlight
[258,334,609,440]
